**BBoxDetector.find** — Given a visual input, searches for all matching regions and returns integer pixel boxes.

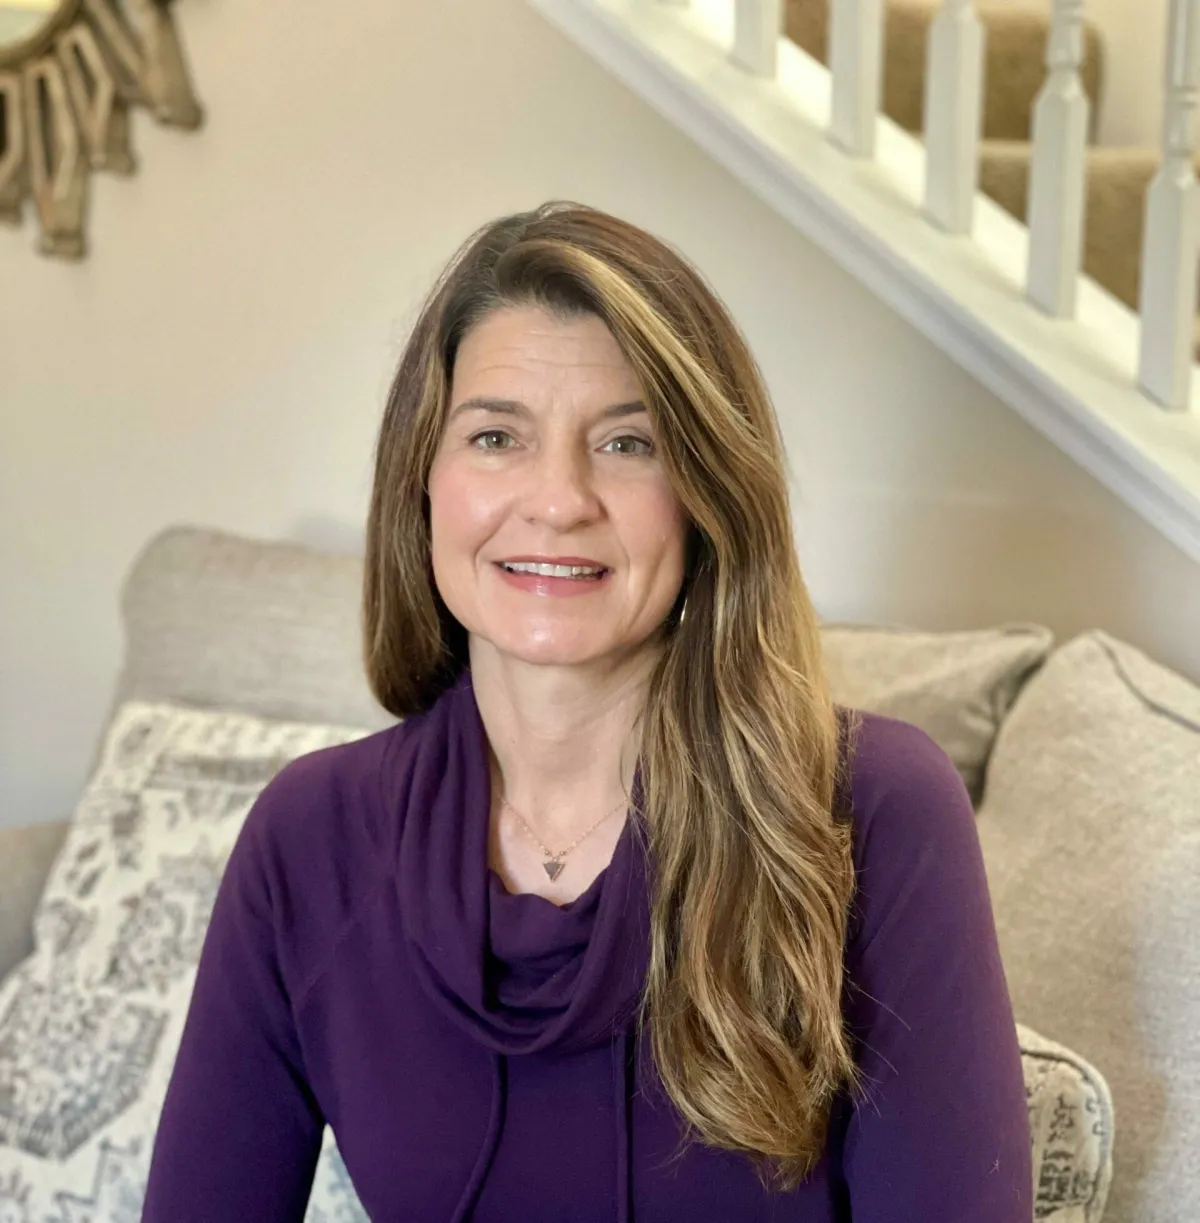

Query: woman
[143,202,1031,1221]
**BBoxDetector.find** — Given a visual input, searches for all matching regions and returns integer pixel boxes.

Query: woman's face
[429,305,688,671]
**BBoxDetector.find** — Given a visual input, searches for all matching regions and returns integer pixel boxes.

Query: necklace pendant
[543,859,565,882]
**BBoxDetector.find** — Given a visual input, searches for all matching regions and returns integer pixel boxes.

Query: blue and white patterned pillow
[0,700,371,1223]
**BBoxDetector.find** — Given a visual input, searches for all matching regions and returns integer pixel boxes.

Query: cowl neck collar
[397,666,653,1057]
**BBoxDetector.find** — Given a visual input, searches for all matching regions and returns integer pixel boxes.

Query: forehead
[450,306,640,398]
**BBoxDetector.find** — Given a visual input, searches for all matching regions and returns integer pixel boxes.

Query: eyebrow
[447,396,649,423]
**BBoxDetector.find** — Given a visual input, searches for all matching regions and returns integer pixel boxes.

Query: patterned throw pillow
[1020,1024,1114,1222]
[0,701,372,1223]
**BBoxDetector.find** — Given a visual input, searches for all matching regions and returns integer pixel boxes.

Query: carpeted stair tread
[979,141,1199,318]
[784,0,1104,143]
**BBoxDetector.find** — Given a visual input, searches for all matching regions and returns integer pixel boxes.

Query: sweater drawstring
[452,1040,632,1222]
[613,1030,633,1223]
[451,1052,507,1223]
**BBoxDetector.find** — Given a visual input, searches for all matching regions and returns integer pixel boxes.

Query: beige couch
[1,524,1196,1222]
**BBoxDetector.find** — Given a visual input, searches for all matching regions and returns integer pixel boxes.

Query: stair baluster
[1026,0,1090,317]
[732,0,782,77]
[1138,0,1200,411]
[829,0,886,157]
[923,0,986,234]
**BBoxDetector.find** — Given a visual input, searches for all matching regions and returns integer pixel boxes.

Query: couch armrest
[0,819,69,984]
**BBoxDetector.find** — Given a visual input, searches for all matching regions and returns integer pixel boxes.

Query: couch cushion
[0,700,373,1221]
[822,622,1053,802]
[113,524,393,732]
[978,632,1200,1223]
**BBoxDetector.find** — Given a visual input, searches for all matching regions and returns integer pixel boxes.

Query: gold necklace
[500,793,630,881]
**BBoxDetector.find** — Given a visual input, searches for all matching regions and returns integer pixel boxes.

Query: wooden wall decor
[0,0,201,259]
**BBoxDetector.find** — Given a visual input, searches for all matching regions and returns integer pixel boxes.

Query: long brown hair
[364,201,859,1188]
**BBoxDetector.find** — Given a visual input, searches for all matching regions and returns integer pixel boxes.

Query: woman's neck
[468,640,653,841]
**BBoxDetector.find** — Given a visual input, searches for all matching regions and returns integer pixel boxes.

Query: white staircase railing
[527,0,1200,564]
[731,0,780,76]
[1026,0,1090,319]
[1139,0,1200,410]
[922,0,985,235]
[828,0,885,157]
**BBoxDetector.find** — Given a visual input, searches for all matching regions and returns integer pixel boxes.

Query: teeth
[501,562,604,578]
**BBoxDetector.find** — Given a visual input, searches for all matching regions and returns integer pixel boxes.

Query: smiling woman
[143,202,1032,1223]
[429,306,688,680]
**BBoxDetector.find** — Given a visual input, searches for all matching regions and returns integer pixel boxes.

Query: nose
[519,438,602,530]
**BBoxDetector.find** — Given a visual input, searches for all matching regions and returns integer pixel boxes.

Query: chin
[477,626,615,668]
[499,641,605,668]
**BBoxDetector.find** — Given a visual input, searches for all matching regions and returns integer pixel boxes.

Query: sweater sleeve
[839,719,1031,1222]
[142,786,325,1222]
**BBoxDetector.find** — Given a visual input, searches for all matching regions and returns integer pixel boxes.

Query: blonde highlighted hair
[364,201,859,1188]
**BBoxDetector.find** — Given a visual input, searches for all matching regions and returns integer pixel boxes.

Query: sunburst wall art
[0,0,201,259]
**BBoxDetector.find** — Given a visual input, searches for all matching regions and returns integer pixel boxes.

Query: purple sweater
[142,667,1031,1221]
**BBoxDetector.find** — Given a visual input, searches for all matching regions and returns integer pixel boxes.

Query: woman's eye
[469,429,513,451]
[605,435,654,457]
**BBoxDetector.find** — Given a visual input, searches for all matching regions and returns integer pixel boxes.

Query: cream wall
[1086,0,1170,148]
[2,0,1198,830]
